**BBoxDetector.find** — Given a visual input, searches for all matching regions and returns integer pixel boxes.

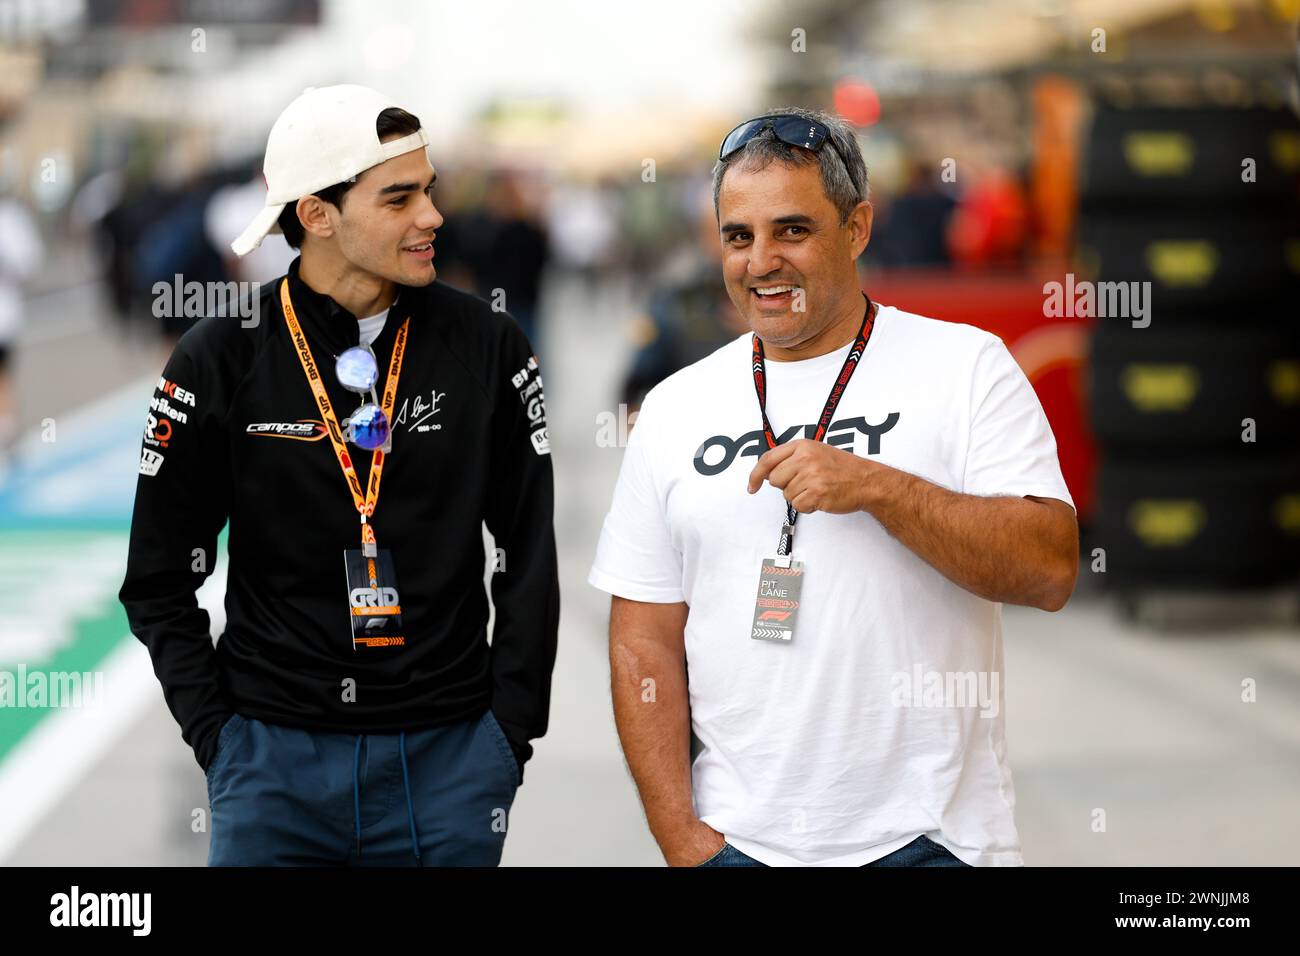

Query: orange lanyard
[279,278,409,554]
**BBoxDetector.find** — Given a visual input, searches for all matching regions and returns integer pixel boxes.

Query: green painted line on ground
[0,527,229,764]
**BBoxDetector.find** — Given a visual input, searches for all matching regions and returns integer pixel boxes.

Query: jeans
[696,835,973,867]
[205,710,520,866]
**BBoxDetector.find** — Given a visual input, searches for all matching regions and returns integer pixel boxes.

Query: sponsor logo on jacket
[139,448,165,476]
[511,355,549,456]
[143,413,173,449]
[157,377,196,406]
[246,420,328,441]
[149,394,189,424]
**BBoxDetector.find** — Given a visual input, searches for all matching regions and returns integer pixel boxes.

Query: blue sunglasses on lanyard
[335,345,390,451]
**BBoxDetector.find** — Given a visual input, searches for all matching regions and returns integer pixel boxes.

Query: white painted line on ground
[0,559,227,863]
[0,634,158,861]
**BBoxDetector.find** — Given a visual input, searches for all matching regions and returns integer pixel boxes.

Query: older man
[589,107,1077,867]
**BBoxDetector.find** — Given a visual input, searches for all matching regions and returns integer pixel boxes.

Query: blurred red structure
[866,270,1096,523]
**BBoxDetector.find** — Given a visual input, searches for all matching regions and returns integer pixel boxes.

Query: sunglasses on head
[720,114,851,166]
[335,346,390,451]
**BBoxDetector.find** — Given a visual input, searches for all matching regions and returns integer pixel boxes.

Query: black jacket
[118,256,559,779]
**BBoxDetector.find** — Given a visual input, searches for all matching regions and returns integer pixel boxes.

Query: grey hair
[712,107,868,225]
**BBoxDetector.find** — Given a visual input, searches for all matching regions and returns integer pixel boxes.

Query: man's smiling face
[331,144,445,288]
[718,157,870,351]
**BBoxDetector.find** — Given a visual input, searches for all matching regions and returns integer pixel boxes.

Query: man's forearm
[120,561,231,771]
[858,458,1078,610]
[487,543,560,772]
[609,628,695,843]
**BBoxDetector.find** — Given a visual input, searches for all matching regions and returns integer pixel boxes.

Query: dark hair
[276,107,423,249]
[712,106,868,225]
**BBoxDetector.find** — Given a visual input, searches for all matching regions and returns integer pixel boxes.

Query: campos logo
[246,420,328,441]
[693,414,900,476]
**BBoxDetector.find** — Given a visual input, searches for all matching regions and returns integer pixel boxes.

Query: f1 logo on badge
[758,610,792,622]
[349,587,399,608]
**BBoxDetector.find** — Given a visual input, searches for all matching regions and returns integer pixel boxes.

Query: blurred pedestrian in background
[435,168,549,350]
[619,195,746,412]
[0,166,44,471]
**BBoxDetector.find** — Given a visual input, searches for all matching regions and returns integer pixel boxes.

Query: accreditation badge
[750,557,804,643]
[344,549,406,650]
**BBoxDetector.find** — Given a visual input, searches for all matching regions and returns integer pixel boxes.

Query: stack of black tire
[1079,105,1300,592]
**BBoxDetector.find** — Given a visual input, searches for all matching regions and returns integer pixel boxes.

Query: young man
[589,108,1078,867]
[120,85,559,866]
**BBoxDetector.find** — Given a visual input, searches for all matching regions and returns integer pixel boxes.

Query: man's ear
[847,199,873,260]
[296,195,336,242]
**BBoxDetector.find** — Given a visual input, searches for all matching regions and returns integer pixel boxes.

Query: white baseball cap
[231,84,430,257]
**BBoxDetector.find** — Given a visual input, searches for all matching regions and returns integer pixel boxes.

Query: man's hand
[746,439,1078,610]
[660,818,727,867]
[747,439,871,514]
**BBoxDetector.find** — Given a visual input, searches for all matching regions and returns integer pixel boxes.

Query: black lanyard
[751,293,877,557]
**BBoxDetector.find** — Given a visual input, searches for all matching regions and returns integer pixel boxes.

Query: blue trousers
[697,835,974,867]
[205,710,520,866]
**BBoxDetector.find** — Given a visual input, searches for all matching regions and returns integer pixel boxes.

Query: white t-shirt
[356,291,399,346]
[358,309,388,347]
[588,303,1074,867]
